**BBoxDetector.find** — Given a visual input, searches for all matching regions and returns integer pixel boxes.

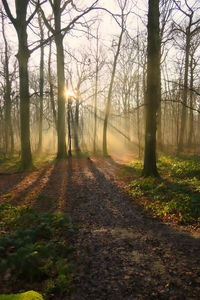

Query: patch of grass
[0,290,43,300]
[0,156,21,171]
[124,155,200,225]
[170,160,200,179]
[0,154,56,173]
[121,160,143,177]
[2,193,13,199]
[0,203,75,299]
[33,154,56,169]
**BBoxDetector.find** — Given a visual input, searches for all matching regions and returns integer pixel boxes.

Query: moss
[0,291,43,300]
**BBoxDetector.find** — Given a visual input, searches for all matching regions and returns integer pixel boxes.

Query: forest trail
[0,157,199,299]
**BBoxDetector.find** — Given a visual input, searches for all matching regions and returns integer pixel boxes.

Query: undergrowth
[0,155,21,171]
[0,203,75,299]
[0,154,56,172]
[123,155,200,225]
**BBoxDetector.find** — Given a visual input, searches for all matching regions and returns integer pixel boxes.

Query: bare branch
[2,0,16,27]
[162,99,200,113]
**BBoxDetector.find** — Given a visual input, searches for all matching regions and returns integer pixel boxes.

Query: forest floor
[0,156,199,299]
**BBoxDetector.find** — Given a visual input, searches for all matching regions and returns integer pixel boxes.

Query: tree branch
[2,0,16,27]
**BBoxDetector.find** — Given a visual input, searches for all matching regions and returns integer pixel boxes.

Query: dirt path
[0,157,199,299]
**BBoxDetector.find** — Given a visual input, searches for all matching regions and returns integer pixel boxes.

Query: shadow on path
[64,158,200,300]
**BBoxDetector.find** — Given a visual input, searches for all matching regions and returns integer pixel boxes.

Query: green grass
[0,156,21,171]
[0,291,43,300]
[33,154,56,169]
[0,154,56,173]
[0,203,75,298]
[123,155,200,224]
[120,161,143,177]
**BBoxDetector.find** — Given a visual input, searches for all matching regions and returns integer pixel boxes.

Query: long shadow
[67,158,200,299]
[0,172,30,198]
[88,158,200,246]
[0,165,55,207]
[63,157,88,214]
[10,166,54,205]
[33,159,68,212]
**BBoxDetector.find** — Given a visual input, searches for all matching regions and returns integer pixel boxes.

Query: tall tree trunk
[2,0,33,169]
[103,14,124,155]
[157,71,162,151]
[74,96,80,154]
[55,35,67,158]
[17,44,32,168]
[48,38,57,130]
[93,31,99,154]
[136,75,141,159]
[67,98,72,157]
[178,29,190,152]
[38,12,44,153]
[187,56,194,147]
[2,13,14,156]
[136,33,141,158]
[54,3,67,159]
[142,0,160,177]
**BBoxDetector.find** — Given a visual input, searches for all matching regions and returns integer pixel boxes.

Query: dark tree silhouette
[2,0,40,168]
[142,0,160,177]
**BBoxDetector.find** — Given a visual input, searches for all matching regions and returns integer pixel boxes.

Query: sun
[65,88,75,99]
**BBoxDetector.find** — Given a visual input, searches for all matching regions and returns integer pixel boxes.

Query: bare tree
[40,0,98,159]
[1,9,14,155]
[103,0,128,155]
[2,0,41,168]
[172,0,200,152]
[142,0,160,177]
[37,10,44,153]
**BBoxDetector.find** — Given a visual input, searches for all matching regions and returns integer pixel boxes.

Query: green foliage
[0,154,56,173]
[121,161,143,177]
[125,155,200,224]
[0,156,20,170]
[0,291,43,300]
[0,204,75,298]
[33,154,56,169]
[170,160,200,179]
[158,155,200,179]
[2,194,12,199]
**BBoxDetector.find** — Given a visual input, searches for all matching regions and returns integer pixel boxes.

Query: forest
[0,0,199,299]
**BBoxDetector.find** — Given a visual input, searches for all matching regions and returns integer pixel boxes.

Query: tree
[48,34,57,131]
[172,0,200,152]
[2,0,40,168]
[41,0,67,158]
[157,0,174,151]
[103,0,128,156]
[40,0,98,159]
[93,27,100,154]
[1,9,14,156]
[142,0,160,177]
[37,10,44,153]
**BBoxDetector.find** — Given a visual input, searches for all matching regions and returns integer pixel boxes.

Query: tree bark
[1,12,14,156]
[2,0,33,168]
[187,55,194,147]
[37,11,44,154]
[48,38,57,130]
[74,96,80,154]
[55,33,67,158]
[67,98,72,157]
[142,0,160,177]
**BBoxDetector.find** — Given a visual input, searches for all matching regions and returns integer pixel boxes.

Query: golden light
[65,88,75,99]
